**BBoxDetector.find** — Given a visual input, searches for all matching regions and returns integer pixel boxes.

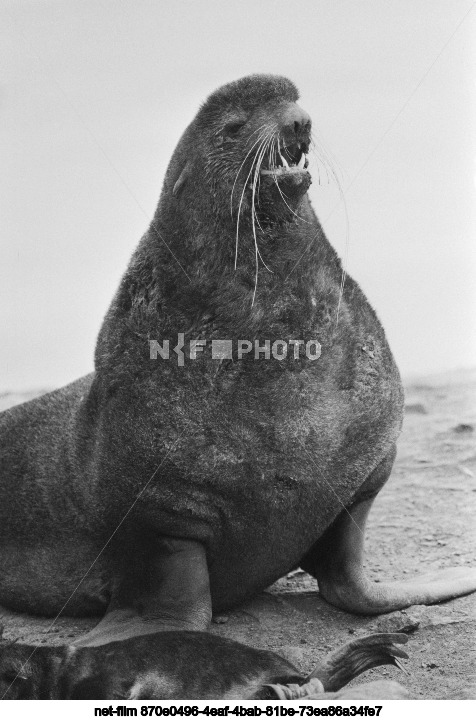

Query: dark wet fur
[0,633,306,700]
[0,631,408,700]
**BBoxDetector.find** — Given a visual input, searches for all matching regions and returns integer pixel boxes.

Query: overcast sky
[1,0,475,391]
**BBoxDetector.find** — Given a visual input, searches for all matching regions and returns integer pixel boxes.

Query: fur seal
[0,74,475,648]
[0,627,409,700]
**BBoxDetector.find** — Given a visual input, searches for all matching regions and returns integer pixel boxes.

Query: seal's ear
[173,162,191,196]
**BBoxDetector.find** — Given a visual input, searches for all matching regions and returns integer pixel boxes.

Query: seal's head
[167,74,312,227]
[0,638,36,699]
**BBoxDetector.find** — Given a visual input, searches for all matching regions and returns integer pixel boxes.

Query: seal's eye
[224,121,246,137]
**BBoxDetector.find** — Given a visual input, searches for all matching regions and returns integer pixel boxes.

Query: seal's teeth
[298,153,306,170]
[279,153,289,169]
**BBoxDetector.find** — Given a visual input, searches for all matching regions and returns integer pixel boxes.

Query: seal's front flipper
[301,449,476,615]
[308,633,408,691]
[75,537,211,647]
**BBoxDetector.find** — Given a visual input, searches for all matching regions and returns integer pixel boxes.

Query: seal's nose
[281,103,312,142]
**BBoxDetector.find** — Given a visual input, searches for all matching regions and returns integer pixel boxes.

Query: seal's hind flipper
[307,633,409,691]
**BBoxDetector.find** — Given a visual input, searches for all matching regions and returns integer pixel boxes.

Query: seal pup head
[165,74,313,229]
[0,638,36,699]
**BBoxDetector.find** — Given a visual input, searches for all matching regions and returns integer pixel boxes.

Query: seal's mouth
[260,142,309,177]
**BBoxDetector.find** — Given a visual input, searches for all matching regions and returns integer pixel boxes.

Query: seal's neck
[94,195,344,377]
[148,191,336,290]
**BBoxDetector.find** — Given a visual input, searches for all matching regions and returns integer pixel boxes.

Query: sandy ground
[0,369,475,699]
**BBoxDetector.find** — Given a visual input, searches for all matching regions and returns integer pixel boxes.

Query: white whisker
[251,135,274,275]
[234,131,270,269]
[230,126,269,217]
